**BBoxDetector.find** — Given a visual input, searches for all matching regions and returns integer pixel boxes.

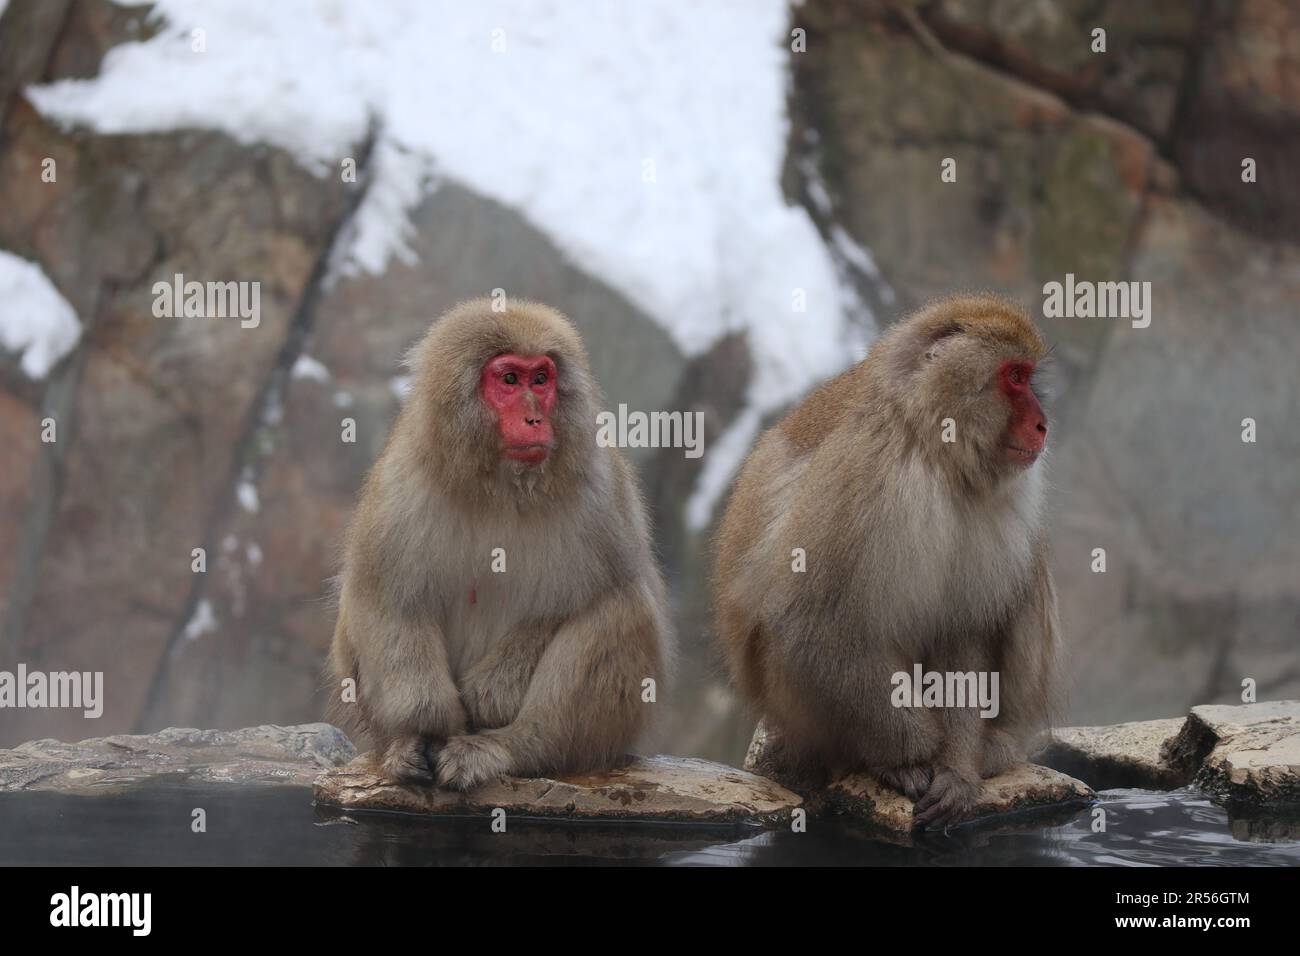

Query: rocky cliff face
[1,0,1297,760]
[2,1,354,745]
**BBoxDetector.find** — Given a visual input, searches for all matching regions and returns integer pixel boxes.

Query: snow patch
[182,599,218,642]
[291,353,331,382]
[328,139,438,282]
[236,473,259,513]
[0,250,83,378]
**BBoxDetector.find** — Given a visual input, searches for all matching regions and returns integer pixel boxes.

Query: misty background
[1,0,1297,765]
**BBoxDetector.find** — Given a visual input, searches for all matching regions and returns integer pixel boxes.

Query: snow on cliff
[27,0,876,522]
[0,251,82,379]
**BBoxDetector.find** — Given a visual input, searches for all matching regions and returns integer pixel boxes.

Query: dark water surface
[2,779,1298,866]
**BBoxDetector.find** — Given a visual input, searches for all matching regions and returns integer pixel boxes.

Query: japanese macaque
[330,299,671,790]
[713,294,1062,830]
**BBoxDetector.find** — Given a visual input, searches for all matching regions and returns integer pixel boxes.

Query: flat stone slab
[314,753,803,826]
[744,720,1093,832]
[0,723,355,793]
[1164,701,1300,809]
[826,762,1094,833]
[1036,718,1188,790]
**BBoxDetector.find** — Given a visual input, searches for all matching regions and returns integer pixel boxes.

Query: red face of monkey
[997,359,1047,465]
[480,353,558,465]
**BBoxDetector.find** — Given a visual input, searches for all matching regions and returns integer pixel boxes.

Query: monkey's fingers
[875,765,933,801]
[381,735,440,786]
[912,768,980,832]
[435,732,513,791]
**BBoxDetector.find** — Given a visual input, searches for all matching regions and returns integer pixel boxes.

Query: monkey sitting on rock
[330,299,672,791]
[713,295,1062,830]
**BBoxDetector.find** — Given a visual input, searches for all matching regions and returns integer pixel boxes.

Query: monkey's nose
[525,415,542,426]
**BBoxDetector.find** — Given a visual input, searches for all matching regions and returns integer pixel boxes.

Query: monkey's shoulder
[775,365,876,455]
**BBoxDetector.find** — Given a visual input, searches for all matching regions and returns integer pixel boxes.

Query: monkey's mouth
[503,444,553,465]
[1005,444,1041,465]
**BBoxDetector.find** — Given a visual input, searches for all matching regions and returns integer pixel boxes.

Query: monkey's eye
[533,372,548,386]
[1009,368,1023,385]
[503,372,519,385]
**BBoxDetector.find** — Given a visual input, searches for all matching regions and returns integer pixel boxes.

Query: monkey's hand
[372,684,469,786]
[380,735,448,786]
[912,767,981,831]
[874,765,933,801]
[436,730,514,791]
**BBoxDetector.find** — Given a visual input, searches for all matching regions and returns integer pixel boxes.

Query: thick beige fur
[329,299,672,790]
[712,294,1062,827]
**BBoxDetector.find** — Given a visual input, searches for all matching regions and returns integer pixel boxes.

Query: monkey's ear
[922,323,962,362]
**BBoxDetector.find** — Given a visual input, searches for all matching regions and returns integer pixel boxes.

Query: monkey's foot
[436,732,513,791]
[912,767,981,831]
[380,735,443,786]
[874,764,933,801]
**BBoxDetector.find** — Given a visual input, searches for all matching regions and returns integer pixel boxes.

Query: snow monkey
[713,294,1061,829]
[330,299,671,790]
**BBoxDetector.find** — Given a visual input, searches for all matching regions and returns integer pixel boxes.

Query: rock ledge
[1165,702,1300,809]
[744,721,1094,833]
[1039,701,1300,808]
[0,723,355,793]
[1036,717,1188,790]
[313,753,803,826]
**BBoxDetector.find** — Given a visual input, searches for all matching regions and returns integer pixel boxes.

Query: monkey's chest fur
[767,454,1045,655]
[429,495,623,679]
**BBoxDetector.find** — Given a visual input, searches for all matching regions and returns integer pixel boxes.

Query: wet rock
[1054,196,1300,728]
[1036,718,1189,790]
[744,720,1093,832]
[919,0,1200,139]
[42,0,157,84]
[1172,0,1300,241]
[314,752,803,826]
[785,0,1158,438]
[0,723,355,793]
[0,0,71,126]
[1164,701,1300,809]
